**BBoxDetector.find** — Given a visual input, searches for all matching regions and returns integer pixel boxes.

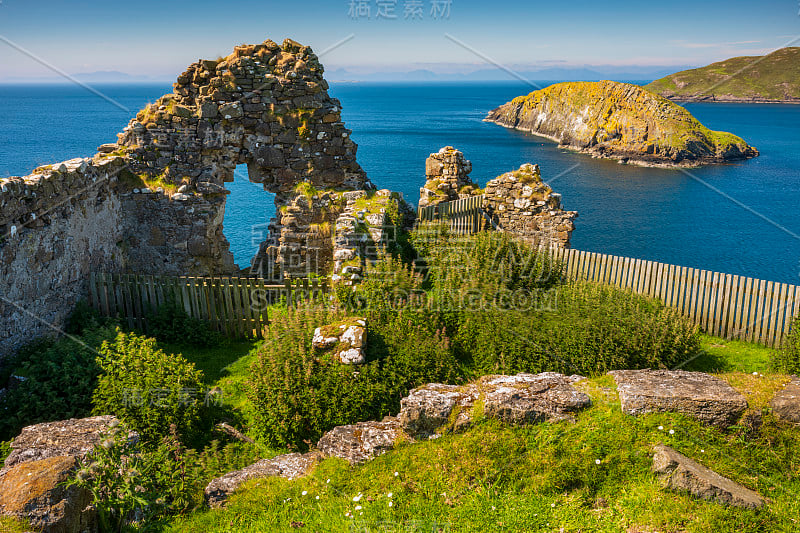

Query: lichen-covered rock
[316,417,408,464]
[311,317,367,364]
[770,377,800,424]
[609,369,747,428]
[485,81,758,167]
[398,373,590,437]
[652,444,765,509]
[0,456,95,533]
[3,416,125,469]
[204,451,322,507]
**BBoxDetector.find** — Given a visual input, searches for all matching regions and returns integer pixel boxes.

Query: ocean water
[1,82,798,283]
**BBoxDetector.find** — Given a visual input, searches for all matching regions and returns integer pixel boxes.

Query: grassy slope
[165,335,799,533]
[645,47,800,101]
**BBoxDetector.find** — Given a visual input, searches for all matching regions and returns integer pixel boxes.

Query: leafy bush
[69,422,202,531]
[248,305,458,450]
[455,280,700,376]
[145,300,224,347]
[92,331,205,444]
[0,324,117,441]
[69,421,267,531]
[773,320,800,374]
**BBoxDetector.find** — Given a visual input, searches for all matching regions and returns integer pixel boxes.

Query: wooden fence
[550,247,799,348]
[418,195,485,235]
[89,273,328,339]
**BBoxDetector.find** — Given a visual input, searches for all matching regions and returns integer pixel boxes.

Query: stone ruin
[0,38,407,357]
[0,40,577,359]
[419,146,578,248]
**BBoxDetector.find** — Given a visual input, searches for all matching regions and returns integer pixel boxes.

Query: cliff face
[646,47,800,104]
[485,81,758,167]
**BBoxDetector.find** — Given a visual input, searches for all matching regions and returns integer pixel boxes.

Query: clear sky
[0,0,798,80]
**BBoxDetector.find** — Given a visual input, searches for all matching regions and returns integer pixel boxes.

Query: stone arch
[115,38,375,279]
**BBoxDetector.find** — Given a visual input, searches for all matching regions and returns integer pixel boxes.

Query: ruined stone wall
[419,147,577,248]
[0,38,385,357]
[115,38,373,277]
[419,146,480,208]
[0,157,126,356]
[482,163,577,248]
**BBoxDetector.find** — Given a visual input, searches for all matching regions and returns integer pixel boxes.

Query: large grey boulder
[770,377,800,424]
[2,415,124,469]
[398,373,590,437]
[652,444,765,509]
[609,370,747,428]
[204,451,322,507]
[317,417,407,464]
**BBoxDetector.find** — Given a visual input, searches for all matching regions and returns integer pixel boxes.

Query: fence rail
[89,273,327,339]
[418,195,485,235]
[550,247,799,348]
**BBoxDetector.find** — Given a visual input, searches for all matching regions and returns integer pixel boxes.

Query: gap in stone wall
[222,164,276,271]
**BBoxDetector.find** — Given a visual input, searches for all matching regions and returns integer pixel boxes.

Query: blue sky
[0,0,798,80]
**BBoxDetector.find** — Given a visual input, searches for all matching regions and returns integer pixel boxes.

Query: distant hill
[645,47,800,103]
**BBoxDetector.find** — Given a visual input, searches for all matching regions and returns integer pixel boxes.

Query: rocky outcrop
[652,444,765,509]
[398,372,590,437]
[0,456,94,533]
[609,369,747,428]
[316,417,406,464]
[0,416,128,533]
[485,81,758,167]
[770,377,800,424]
[419,147,479,209]
[312,317,367,364]
[204,451,323,508]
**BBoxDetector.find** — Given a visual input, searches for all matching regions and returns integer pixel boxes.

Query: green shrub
[0,324,117,441]
[145,300,224,347]
[69,422,202,531]
[455,280,700,377]
[92,331,205,444]
[248,305,458,450]
[773,320,800,374]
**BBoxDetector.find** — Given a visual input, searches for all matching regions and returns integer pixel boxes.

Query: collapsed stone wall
[0,38,391,357]
[420,147,577,248]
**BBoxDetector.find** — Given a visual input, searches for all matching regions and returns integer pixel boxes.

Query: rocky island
[646,47,800,104]
[485,80,759,167]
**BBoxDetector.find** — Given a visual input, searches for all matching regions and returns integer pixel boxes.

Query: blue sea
[1,82,799,284]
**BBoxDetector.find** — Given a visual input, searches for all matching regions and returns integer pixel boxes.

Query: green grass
[158,340,261,384]
[0,517,34,533]
[646,47,800,101]
[164,375,800,533]
[684,334,774,374]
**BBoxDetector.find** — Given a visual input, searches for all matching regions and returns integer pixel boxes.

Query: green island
[646,47,800,104]
[485,81,758,167]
